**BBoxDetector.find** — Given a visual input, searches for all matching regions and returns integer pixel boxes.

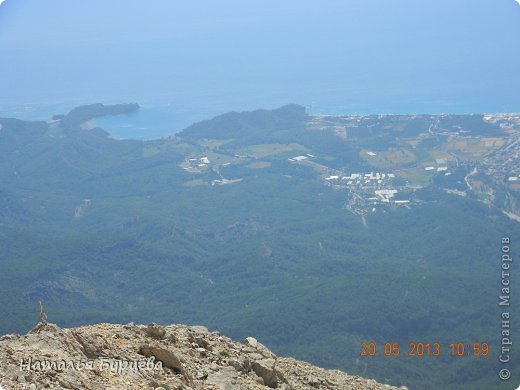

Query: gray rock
[245,337,258,348]
[228,358,249,373]
[0,334,20,341]
[206,366,241,390]
[252,358,278,388]
[0,322,402,390]
[254,375,265,385]
[139,345,183,372]
[145,324,166,340]
[190,325,209,334]
[245,336,276,359]
[194,336,211,350]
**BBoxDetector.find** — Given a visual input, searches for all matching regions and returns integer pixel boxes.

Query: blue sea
[1,89,519,141]
[91,106,186,140]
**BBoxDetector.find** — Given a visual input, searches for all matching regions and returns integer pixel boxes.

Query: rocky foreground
[0,322,406,390]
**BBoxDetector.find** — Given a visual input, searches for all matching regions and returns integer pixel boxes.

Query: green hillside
[0,104,518,390]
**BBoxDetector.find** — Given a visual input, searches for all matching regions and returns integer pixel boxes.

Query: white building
[325,175,339,181]
[375,189,398,202]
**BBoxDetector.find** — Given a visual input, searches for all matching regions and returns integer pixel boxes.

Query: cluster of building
[323,170,412,213]
[287,154,315,162]
[482,134,520,185]
[191,156,211,166]
[325,172,396,187]
[180,156,211,173]
[370,190,410,205]
[483,113,520,131]
[423,158,450,174]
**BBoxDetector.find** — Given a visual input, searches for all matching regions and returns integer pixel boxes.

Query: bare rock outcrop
[0,322,407,390]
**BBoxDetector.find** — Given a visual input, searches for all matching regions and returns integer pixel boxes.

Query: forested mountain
[0,104,518,389]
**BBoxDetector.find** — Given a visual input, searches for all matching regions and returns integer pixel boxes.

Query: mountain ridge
[0,320,405,390]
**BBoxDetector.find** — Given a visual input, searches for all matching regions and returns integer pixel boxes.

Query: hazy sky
[1,0,519,118]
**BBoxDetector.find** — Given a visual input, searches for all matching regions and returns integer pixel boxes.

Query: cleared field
[168,142,197,156]
[183,179,207,187]
[238,143,307,158]
[482,137,505,149]
[204,151,239,165]
[443,136,503,159]
[405,138,421,148]
[246,161,271,169]
[396,168,434,187]
[197,138,235,149]
[360,147,417,168]
[143,141,195,158]
[428,149,451,160]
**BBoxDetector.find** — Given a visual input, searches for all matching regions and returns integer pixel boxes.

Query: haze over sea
[1,0,519,139]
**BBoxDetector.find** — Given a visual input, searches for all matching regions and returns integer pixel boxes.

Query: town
[177,112,519,218]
